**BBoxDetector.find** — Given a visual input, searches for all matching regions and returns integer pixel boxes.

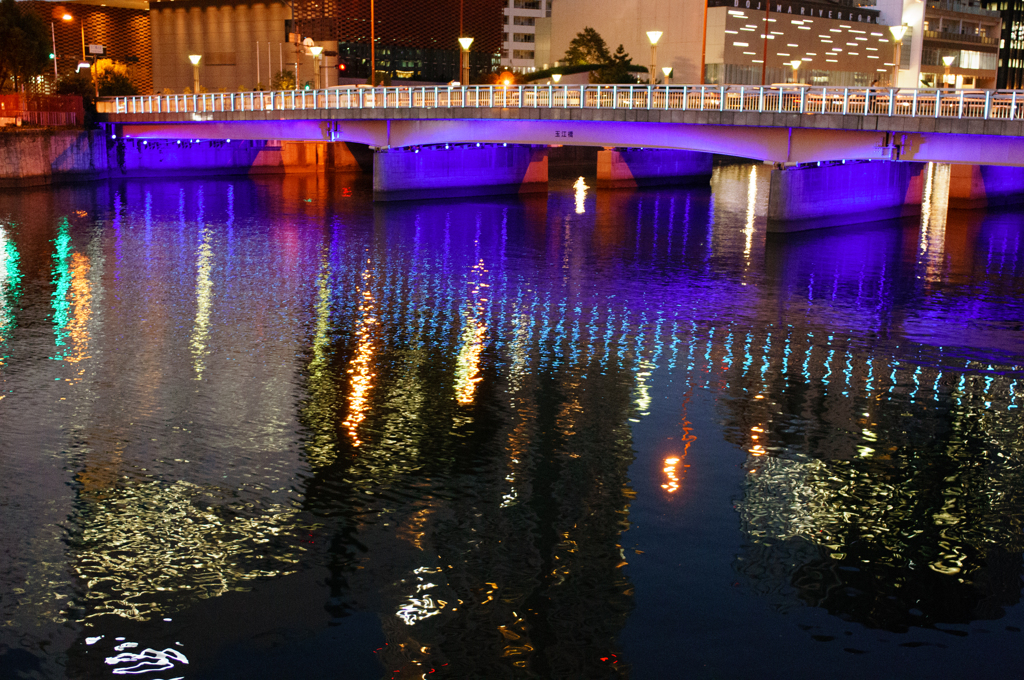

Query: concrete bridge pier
[767,160,926,233]
[596,148,713,189]
[373,144,548,202]
[948,164,1024,209]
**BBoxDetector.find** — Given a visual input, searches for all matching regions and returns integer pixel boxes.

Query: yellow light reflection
[342,266,378,446]
[304,249,338,467]
[573,176,589,214]
[918,162,950,284]
[743,164,757,259]
[454,259,488,406]
[662,456,681,493]
[64,252,93,374]
[189,227,213,380]
[72,480,301,621]
[748,423,766,456]
[664,393,696,493]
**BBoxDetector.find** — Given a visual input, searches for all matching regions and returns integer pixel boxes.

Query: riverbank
[0,127,371,188]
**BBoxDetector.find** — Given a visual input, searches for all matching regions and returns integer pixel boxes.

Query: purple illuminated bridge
[99,84,1024,166]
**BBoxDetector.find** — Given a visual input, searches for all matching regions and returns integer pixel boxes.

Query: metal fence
[101,84,1024,122]
[0,94,84,126]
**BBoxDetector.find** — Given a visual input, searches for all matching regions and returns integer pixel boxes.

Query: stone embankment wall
[0,129,368,187]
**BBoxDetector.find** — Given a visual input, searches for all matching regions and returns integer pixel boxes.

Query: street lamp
[458,36,473,85]
[309,45,323,90]
[889,24,908,87]
[942,54,956,89]
[646,31,662,84]
[551,73,562,83]
[790,59,801,83]
[662,66,673,84]
[188,54,201,93]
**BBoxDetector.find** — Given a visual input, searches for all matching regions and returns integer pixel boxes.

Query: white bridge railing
[101,84,1024,121]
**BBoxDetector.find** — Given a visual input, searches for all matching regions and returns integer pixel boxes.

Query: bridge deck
[99,84,1024,136]
[96,85,1024,166]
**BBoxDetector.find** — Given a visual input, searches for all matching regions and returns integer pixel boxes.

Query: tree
[95,59,139,96]
[562,29,639,84]
[592,45,640,85]
[563,27,611,66]
[56,71,95,108]
[271,69,296,90]
[0,0,49,93]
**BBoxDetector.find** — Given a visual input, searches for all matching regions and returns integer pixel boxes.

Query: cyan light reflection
[51,219,73,359]
[0,225,22,371]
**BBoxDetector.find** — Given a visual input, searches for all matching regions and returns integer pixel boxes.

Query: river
[1,163,1023,678]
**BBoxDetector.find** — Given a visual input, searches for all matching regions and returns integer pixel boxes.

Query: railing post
[935,89,941,117]
[758,85,764,112]
[984,90,992,119]
[720,85,725,111]
[1014,91,1019,120]
[958,90,964,118]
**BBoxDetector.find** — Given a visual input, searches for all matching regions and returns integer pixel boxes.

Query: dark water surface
[2,164,1024,679]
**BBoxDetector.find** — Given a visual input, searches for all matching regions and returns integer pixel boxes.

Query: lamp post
[189,54,201,93]
[662,66,673,84]
[889,24,908,88]
[458,36,473,85]
[50,21,59,81]
[942,54,955,89]
[790,59,801,83]
[309,45,323,90]
[646,31,662,84]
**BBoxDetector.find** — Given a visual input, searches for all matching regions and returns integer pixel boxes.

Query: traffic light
[49,52,55,59]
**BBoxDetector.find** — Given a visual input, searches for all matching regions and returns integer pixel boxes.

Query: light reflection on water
[0,165,1022,677]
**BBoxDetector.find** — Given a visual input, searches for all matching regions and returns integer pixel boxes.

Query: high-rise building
[501,0,551,73]
[985,0,1023,87]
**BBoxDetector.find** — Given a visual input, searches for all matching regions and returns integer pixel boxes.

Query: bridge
[96,84,1024,229]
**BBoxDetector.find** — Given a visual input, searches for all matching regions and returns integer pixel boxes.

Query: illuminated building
[502,0,551,73]
[291,0,503,82]
[922,0,1001,88]
[548,0,935,87]
[19,0,153,94]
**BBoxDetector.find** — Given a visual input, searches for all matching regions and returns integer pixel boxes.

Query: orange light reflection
[342,267,378,446]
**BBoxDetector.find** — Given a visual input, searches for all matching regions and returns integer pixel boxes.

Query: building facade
[502,0,552,73]
[20,0,152,94]
[705,0,891,86]
[149,0,294,92]
[292,0,503,83]
[920,0,1000,88]
[547,0,915,86]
